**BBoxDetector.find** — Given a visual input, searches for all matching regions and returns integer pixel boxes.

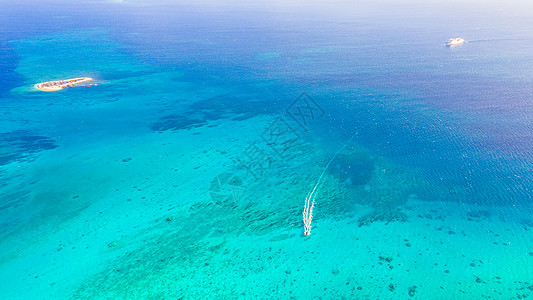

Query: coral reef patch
[0,130,58,166]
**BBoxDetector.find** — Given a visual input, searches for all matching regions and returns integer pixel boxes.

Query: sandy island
[35,77,93,91]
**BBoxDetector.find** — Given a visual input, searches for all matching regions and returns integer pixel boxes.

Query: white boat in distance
[446,37,465,46]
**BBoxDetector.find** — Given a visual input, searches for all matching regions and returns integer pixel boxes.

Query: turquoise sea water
[1,1,532,298]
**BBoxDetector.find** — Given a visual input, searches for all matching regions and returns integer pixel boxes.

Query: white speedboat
[446,38,465,46]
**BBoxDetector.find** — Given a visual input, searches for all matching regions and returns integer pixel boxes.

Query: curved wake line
[302,135,355,236]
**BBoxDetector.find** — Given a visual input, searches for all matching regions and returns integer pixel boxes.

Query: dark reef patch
[150,115,207,131]
[189,93,275,121]
[0,189,31,212]
[329,144,374,186]
[150,93,280,132]
[358,208,408,227]
[328,143,420,226]
[0,130,58,166]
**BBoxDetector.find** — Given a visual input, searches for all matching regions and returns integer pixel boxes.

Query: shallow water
[1,0,532,298]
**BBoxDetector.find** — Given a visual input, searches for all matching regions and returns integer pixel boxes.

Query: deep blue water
[1,1,532,298]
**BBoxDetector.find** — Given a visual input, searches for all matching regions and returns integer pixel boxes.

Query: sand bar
[35,77,93,91]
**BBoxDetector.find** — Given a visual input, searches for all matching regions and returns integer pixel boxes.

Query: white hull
[447,38,465,46]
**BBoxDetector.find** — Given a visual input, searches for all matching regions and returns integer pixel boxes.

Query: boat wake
[468,37,533,43]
